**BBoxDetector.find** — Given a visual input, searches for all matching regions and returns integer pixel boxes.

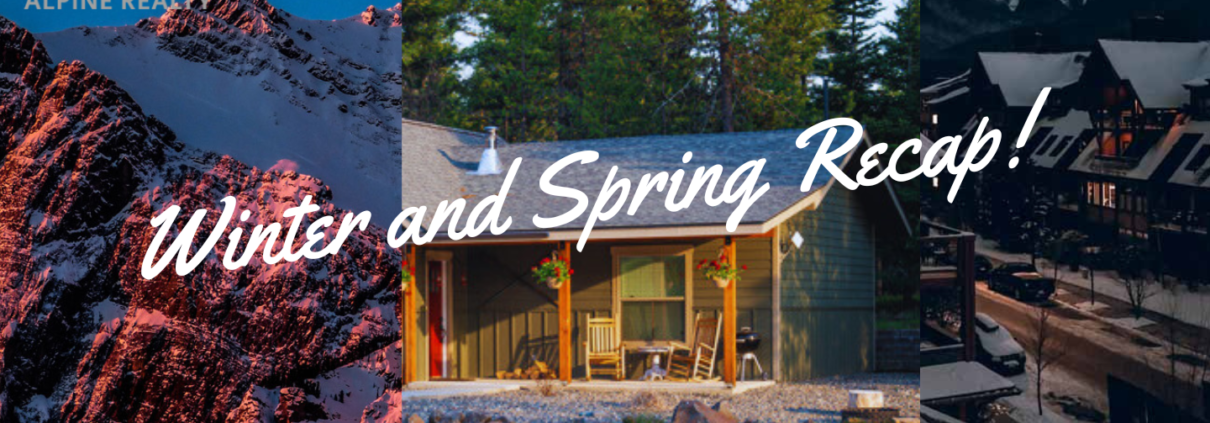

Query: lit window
[1103,183,1117,209]
[932,178,939,188]
[932,114,939,125]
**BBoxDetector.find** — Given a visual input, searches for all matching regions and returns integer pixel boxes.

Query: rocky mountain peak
[361,4,403,28]
[0,17,51,85]
[0,18,400,421]
[142,0,287,37]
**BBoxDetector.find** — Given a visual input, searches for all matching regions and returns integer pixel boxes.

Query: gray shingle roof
[402,120,859,233]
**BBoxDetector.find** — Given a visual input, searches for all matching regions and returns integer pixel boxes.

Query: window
[932,114,938,125]
[1186,145,1210,172]
[1085,181,1117,208]
[1050,136,1073,157]
[615,247,692,342]
[1036,135,1059,157]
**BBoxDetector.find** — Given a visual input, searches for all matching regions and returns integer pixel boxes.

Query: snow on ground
[1103,316,1157,330]
[313,341,399,422]
[976,237,1210,330]
[1070,301,1108,312]
[997,356,1099,423]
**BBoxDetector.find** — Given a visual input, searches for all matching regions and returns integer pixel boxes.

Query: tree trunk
[1036,363,1044,415]
[715,0,734,133]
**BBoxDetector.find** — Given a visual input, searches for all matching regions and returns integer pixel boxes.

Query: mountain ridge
[0,8,401,422]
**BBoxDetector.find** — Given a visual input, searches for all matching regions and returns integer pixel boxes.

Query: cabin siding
[778,187,876,380]
[414,237,773,380]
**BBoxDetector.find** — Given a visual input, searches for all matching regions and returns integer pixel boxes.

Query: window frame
[611,245,695,347]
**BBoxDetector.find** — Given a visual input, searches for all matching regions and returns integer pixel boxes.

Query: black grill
[737,327,761,354]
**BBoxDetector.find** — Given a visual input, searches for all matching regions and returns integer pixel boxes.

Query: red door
[428,260,446,378]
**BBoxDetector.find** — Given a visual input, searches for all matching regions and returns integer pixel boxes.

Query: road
[975,282,1206,417]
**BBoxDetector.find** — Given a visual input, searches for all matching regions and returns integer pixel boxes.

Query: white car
[974,313,1026,375]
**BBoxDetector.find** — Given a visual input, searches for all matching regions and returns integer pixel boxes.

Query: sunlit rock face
[0,14,400,422]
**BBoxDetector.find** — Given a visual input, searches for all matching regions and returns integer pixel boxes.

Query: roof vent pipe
[471,126,503,175]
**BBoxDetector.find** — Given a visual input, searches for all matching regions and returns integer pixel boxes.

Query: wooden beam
[558,241,573,382]
[723,236,737,385]
[403,245,417,384]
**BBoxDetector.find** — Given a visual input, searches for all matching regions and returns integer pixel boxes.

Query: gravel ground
[401,373,919,422]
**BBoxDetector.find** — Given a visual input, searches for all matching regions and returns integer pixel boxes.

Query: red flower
[569,269,575,275]
[741,265,748,270]
[710,260,717,267]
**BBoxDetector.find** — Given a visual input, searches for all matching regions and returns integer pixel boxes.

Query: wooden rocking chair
[584,317,626,381]
[667,311,721,381]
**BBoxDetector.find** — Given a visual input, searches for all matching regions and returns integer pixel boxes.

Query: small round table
[637,346,671,381]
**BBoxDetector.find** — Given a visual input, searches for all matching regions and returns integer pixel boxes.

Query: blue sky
[0,0,399,33]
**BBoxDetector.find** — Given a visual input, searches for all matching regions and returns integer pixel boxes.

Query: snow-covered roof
[1027,111,1093,170]
[1069,117,1205,182]
[978,52,1088,107]
[922,70,970,95]
[1099,40,1210,109]
[1164,121,1210,189]
[921,361,1020,405]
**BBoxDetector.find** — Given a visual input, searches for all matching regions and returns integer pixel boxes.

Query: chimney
[471,126,503,175]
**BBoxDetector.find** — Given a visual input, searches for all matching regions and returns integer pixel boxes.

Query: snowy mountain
[0,10,400,422]
[38,0,403,224]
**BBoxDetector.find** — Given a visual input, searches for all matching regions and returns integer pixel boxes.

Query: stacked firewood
[496,360,556,380]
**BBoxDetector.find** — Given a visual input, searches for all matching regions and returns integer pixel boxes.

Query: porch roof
[403,120,910,241]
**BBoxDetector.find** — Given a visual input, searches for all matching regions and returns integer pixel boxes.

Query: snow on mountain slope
[37,0,403,224]
[0,16,401,422]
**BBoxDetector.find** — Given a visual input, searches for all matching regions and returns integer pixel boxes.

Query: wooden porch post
[723,236,737,385]
[403,245,417,384]
[558,241,573,382]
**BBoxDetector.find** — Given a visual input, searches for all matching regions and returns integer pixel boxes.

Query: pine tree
[820,0,881,118]
[869,0,920,148]
[402,0,464,124]
[732,0,832,131]
[464,0,562,142]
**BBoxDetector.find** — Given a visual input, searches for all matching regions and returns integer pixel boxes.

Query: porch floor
[402,379,776,400]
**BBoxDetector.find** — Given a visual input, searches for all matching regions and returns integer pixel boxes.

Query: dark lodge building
[923,39,1210,284]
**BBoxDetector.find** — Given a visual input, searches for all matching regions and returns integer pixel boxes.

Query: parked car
[974,254,994,281]
[988,262,1055,301]
[974,313,1026,375]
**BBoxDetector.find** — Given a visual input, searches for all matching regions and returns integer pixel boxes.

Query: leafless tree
[1113,244,1155,319]
[1030,305,1070,416]
[1119,273,1157,320]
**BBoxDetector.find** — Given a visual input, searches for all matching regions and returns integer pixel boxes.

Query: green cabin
[400,120,909,384]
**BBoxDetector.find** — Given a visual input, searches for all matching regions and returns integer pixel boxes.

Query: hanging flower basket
[711,276,731,289]
[532,254,573,290]
[401,259,414,292]
[698,252,746,289]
